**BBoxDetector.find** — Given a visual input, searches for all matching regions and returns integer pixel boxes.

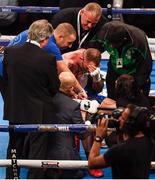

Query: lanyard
[77,10,90,48]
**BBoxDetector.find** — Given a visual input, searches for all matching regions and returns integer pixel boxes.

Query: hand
[96,118,108,139]
[78,89,88,99]
[69,90,79,99]
[80,99,100,114]
[90,67,101,82]
[87,64,97,73]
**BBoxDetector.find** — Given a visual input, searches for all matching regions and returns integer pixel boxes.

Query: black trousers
[6,122,28,179]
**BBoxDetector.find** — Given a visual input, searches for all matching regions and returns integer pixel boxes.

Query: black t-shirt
[104,136,154,179]
[116,92,151,109]
[51,8,107,52]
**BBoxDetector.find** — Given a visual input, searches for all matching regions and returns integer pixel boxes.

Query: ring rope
[1,37,155,53]
[1,6,155,14]
[0,159,88,169]
[0,159,155,169]
[0,6,60,14]
[0,124,96,133]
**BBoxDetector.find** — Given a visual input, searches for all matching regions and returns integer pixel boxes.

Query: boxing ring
[0,5,155,179]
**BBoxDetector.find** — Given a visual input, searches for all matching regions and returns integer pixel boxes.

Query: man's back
[104,136,154,179]
[3,42,60,124]
[46,92,85,160]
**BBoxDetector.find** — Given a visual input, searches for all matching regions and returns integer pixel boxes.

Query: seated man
[27,72,89,179]
[62,48,104,101]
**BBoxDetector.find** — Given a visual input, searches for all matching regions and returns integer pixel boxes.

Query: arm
[87,66,104,93]
[0,31,28,77]
[134,47,152,93]
[46,56,60,94]
[57,60,87,99]
[88,118,109,169]
[61,49,88,99]
[7,30,28,47]
[1,48,9,98]
[44,37,88,99]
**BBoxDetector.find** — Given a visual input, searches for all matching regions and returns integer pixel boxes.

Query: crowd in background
[0,0,155,37]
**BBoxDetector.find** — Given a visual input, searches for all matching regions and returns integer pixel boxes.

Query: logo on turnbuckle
[41,161,59,168]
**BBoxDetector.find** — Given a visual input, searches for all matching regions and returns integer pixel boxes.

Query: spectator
[89,21,152,99]
[51,2,108,53]
[0,0,19,35]
[89,104,154,179]
[3,19,60,179]
[17,0,60,33]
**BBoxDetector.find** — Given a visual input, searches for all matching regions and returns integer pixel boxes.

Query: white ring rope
[0,159,88,169]
[0,159,155,169]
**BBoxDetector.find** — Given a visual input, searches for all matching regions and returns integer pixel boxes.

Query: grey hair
[28,19,53,42]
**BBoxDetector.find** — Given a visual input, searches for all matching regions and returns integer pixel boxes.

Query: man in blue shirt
[1,21,87,99]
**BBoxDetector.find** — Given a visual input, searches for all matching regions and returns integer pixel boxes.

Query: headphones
[123,106,150,135]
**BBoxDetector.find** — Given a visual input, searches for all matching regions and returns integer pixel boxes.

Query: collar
[26,39,40,47]
[50,35,56,43]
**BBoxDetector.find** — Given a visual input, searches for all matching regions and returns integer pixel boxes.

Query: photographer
[89,104,154,179]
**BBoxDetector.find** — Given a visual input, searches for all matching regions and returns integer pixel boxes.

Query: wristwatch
[94,136,103,143]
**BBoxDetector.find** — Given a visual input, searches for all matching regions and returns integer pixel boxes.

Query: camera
[91,106,155,136]
[91,107,124,129]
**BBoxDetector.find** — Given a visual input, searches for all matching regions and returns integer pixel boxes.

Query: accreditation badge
[116,58,123,68]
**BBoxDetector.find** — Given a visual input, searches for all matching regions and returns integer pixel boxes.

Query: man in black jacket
[89,21,152,99]
[3,19,60,179]
[27,72,89,179]
[51,2,108,53]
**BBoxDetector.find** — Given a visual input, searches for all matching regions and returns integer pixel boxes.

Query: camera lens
[112,107,124,119]
[108,118,119,128]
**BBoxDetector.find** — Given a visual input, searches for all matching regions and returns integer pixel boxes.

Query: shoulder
[54,92,80,107]
[126,24,148,48]
[63,48,84,59]
[8,30,28,47]
[54,7,79,16]
[40,48,56,63]
[51,8,80,27]
[44,36,62,61]
[46,37,60,52]
[5,43,25,53]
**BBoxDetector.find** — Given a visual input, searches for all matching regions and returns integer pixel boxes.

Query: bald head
[59,72,77,94]
[80,3,102,30]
